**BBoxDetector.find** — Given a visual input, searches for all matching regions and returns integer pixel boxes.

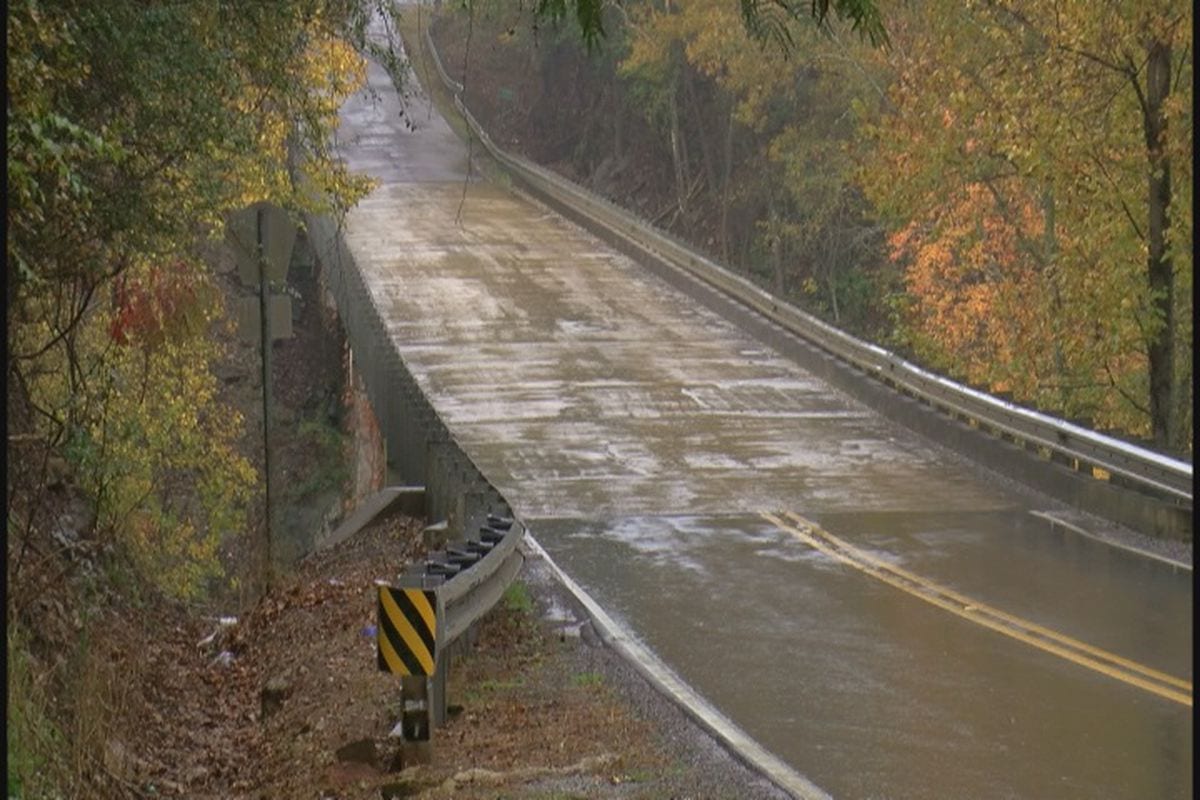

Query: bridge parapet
[422,20,1190,540]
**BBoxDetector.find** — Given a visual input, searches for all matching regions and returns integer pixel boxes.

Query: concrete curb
[314,486,425,553]
[519,532,833,800]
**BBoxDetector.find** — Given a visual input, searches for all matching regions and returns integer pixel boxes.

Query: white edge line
[519,532,833,800]
[1029,511,1192,571]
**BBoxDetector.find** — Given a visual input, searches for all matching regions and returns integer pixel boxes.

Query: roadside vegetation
[5,0,1191,796]
[6,1,395,795]
[429,0,1192,454]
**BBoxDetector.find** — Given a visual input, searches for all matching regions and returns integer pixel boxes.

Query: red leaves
[108,260,200,347]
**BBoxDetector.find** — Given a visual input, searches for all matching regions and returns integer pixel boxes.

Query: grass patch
[571,671,604,688]
[620,768,658,783]
[478,678,524,692]
[287,417,349,500]
[502,580,534,615]
[7,625,68,799]
[463,676,524,705]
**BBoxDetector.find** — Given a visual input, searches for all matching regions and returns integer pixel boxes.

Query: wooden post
[257,206,274,591]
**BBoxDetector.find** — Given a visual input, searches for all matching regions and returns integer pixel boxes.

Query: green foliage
[7,0,377,339]
[12,291,257,599]
[502,580,535,615]
[739,0,888,49]
[571,671,604,687]
[529,0,887,49]
[6,0,381,600]
[353,0,410,92]
[534,0,608,49]
[6,627,68,800]
[289,418,351,500]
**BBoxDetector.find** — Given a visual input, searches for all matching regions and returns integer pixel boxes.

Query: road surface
[333,29,1193,799]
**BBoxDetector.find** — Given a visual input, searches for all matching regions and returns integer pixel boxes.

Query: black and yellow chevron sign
[377,586,438,676]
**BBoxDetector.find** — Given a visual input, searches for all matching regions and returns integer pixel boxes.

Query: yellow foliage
[8,0,379,598]
[860,0,1190,441]
[14,271,256,600]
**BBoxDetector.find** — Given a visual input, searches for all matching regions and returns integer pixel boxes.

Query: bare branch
[1086,148,1146,242]
[1104,360,1150,416]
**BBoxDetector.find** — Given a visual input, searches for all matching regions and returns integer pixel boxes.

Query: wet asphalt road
[335,33,1192,799]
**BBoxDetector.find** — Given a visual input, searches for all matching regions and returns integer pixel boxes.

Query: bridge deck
[334,41,1192,799]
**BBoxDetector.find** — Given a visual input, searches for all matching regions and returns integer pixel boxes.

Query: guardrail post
[431,636,449,728]
[395,573,444,765]
[399,675,431,765]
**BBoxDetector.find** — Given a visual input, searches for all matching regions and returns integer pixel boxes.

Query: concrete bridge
[324,26,1193,800]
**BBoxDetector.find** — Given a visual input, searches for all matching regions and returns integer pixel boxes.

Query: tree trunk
[1040,187,1072,412]
[826,227,842,324]
[682,68,718,203]
[720,98,734,262]
[668,79,689,217]
[1143,39,1175,450]
[768,200,784,295]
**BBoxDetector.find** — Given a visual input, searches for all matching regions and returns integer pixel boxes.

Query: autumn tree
[617,0,889,328]
[859,0,1192,451]
[7,0,379,601]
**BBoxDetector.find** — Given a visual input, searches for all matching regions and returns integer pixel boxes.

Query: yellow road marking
[782,511,1193,693]
[762,512,1192,708]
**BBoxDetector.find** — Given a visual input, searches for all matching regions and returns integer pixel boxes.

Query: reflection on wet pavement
[336,41,1193,799]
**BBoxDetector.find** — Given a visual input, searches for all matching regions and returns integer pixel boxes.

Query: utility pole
[257,206,274,591]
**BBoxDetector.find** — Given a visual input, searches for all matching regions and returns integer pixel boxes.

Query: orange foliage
[889,182,1047,395]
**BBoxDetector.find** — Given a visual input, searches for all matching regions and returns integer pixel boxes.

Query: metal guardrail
[392,513,526,744]
[301,205,526,756]
[422,22,1192,510]
[436,516,525,645]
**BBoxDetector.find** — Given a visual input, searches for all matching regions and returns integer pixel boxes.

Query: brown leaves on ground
[97,511,422,799]
[91,507,696,799]
[434,609,668,785]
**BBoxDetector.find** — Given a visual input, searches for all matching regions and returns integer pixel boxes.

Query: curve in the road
[762,511,1192,707]
[332,16,1193,799]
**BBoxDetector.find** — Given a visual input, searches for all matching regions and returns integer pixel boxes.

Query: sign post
[226,203,298,592]
[256,207,274,589]
[377,577,443,766]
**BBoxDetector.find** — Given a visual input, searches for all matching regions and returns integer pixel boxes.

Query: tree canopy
[533,0,887,47]
[858,0,1192,449]
[7,0,379,599]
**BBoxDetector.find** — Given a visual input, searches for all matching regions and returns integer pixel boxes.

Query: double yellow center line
[761,511,1192,708]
